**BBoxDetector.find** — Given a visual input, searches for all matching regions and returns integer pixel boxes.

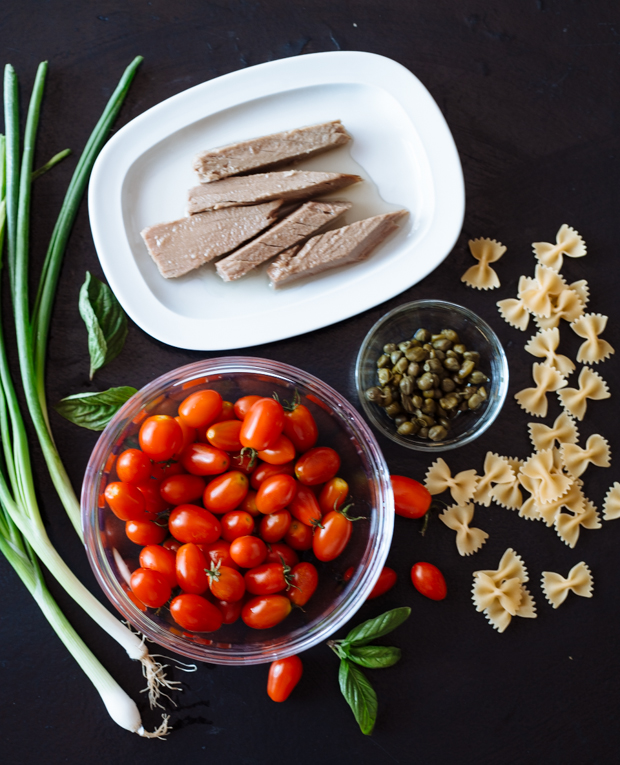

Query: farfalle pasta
[603,483,620,521]
[519,449,571,504]
[461,238,505,290]
[474,548,529,584]
[557,366,610,421]
[439,502,488,556]
[534,286,585,330]
[528,411,579,452]
[570,313,615,365]
[560,434,611,478]
[424,458,478,505]
[497,276,533,331]
[472,549,536,632]
[491,457,523,510]
[541,562,593,608]
[473,452,515,506]
[524,327,575,376]
[532,224,587,272]
[555,501,601,548]
[514,362,567,418]
[519,265,567,318]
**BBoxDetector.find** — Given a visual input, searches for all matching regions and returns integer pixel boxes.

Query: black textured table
[2,2,620,763]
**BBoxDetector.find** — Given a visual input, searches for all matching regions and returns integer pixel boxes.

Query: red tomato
[221,510,255,542]
[229,450,258,475]
[313,510,352,561]
[229,535,267,568]
[288,484,322,527]
[139,415,183,461]
[233,395,262,420]
[160,474,206,505]
[319,477,349,515]
[181,443,230,476]
[139,545,178,588]
[411,562,447,601]
[199,539,238,568]
[178,389,223,428]
[149,459,185,481]
[342,566,355,583]
[169,504,222,544]
[257,434,296,465]
[265,543,299,568]
[368,566,398,600]
[104,481,147,521]
[216,598,243,624]
[208,564,245,602]
[130,568,171,608]
[242,594,292,629]
[267,655,303,702]
[256,474,297,515]
[203,471,249,514]
[206,420,243,452]
[286,562,318,607]
[245,563,288,595]
[391,476,432,519]
[135,479,169,516]
[295,447,341,486]
[163,536,181,554]
[283,403,318,453]
[284,519,313,551]
[240,398,285,451]
[116,449,151,484]
[175,416,197,453]
[170,593,223,632]
[176,543,210,594]
[250,461,295,490]
[240,490,261,517]
[125,519,167,546]
[211,400,235,424]
[259,509,292,543]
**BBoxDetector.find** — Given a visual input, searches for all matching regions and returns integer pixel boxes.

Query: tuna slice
[193,120,351,183]
[215,200,352,282]
[267,210,409,288]
[141,200,284,279]
[187,170,361,214]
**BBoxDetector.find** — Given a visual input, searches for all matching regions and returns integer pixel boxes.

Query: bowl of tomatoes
[81,357,393,665]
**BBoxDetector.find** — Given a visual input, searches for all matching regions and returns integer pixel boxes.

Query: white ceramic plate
[88,51,464,351]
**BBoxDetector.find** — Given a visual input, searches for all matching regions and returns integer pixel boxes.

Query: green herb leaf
[78,271,128,379]
[343,607,411,647]
[347,645,402,669]
[54,386,137,431]
[338,659,378,735]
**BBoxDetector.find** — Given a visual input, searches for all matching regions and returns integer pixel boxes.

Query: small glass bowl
[81,357,393,665]
[355,300,509,452]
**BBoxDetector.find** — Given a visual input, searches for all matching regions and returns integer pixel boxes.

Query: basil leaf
[347,645,402,669]
[54,386,137,430]
[343,607,411,647]
[79,271,128,379]
[338,659,377,735]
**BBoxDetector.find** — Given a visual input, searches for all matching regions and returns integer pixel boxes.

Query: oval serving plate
[88,51,464,351]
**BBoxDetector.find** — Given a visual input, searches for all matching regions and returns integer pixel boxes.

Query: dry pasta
[472,549,535,632]
[514,362,567,418]
[473,452,515,506]
[560,434,611,478]
[532,224,586,271]
[439,502,489,556]
[541,562,593,608]
[524,327,575,376]
[528,411,579,452]
[424,458,478,504]
[557,366,610,421]
[570,313,615,365]
[602,483,620,521]
[461,238,505,290]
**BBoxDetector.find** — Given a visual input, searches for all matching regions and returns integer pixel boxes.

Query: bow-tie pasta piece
[560,434,611,478]
[473,574,522,615]
[524,327,575,377]
[569,280,589,307]
[570,313,615,365]
[424,458,479,505]
[472,549,534,632]
[474,547,529,584]
[555,501,601,548]
[515,362,567,418]
[514,586,537,619]
[439,502,489,556]
[461,238,505,290]
[473,452,515,506]
[497,297,530,331]
[532,224,586,272]
[528,411,579,452]
[520,265,567,318]
[534,286,585,331]
[558,366,610,421]
[491,457,524,510]
[537,480,586,527]
[520,449,572,504]
[541,562,593,608]
[603,483,620,521]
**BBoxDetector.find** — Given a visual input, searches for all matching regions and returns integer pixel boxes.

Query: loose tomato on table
[319,477,349,514]
[220,509,255,542]
[206,419,243,452]
[170,593,223,632]
[245,563,288,595]
[203,471,249,514]
[391,475,432,519]
[178,389,223,428]
[176,543,210,594]
[250,461,295,490]
[208,564,245,602]
[256,473,297,514]
[229,535,267,568]
[241,594,292,629]
[116,449,151,484]
[139,415,184,461]
[283,401,318,453]
[181,443,230,476]
[168,504,222,544]
[257,434,296,465]
[367,566,397,600]
[125,519,167,546]
[160,473,206,505]
[267,655,303,702]
[295,446,341,486]
[259,509,292,543]
[240,398,285,451]
[286,562,318,607]
[411,562,447,600]
[139,545,178,588]
[130,568,171,608]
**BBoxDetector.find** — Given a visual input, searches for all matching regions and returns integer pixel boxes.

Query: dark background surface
[1,1,620,763]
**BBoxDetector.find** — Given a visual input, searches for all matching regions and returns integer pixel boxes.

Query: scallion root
[137,715,171,740]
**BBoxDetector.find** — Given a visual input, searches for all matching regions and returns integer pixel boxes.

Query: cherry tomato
[289,484,322,527]
[259,509,292,543]
[170,593,223,632]
[295,447,341,486]
[139,415,183,461]
[242,594,292,629]
[139,545,178,588]
[176,543,209,594]
[250,461,295,490]
[135,479,169,516]
[130,568,171,608]
[240,490,261,517]
[240,398,285,451]
[229,450,258,475]
[245,563,288,595]
[149,459,185,481]
[178,389,223,428]
[265,543,299,567]
[175,416,197,453]
[125,519,167,546]
[233,395,263,420]
[216,598,243,624]
[267,655,303,702]
[391,475,432,519]
[116,449,151,484]
[283,403,318,453]
[342,566,355,583]
[208,564,245,602]
[284,519,313,551]
[203,471,249,514]
[229,535,267,568]
[256,474,297,514]
[257,434,296,465]
[160,474,206,505]
[313,509,352,561]
[411,562,447,601]
[211,400,235,424]
[319,477,349,514]
[368,566,398,600]
[206,420,243,452]
[104,481,147,522]
[169,504,222,544]
[181,443,230,476]
[286,562,318,607]
[221,510,255,542]
[163,536,182,554]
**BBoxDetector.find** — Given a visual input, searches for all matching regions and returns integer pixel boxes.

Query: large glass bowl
[81,357,393,665]
[356,300,509,452]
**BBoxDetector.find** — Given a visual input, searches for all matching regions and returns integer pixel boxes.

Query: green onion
[31,147,71,181]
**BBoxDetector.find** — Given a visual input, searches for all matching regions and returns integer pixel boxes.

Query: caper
[460,386,477,400]
[470,370,488,384]
[392,373,403,386]
[394,414,409,428]
[408,362,421,377]
[381,387,393,406]
[427,358,443,374]
[430,373,440,388]
[478,386,488,401]
[399,376,414,395]
[429,425,448,441]
[458,360,476,379]
[383,343,397,354]
[442,329,460,343]
[441,378,456,393]
[453,344,467,355]
[422,399,436,416]
[390,350,403,365]
[394,357,409,374]
[411,394,424,409]
[417,373,434,391]
[423,343,433,352]
[463,351,480,364]
[433,349,446,361]
[365,386,383,403]
[414,417,428,429]
[398,340,412,352]
[400,393,415,413]
[443,356,460,372]
[468,394,483,410]
[423,389,436,399]
[397,421,417,436]
[439,417,451,430]
[385,402,402,418]
[407,346,428,363]
[377,368,392,386]
[418,427,429,439]
[419,414,436,427]
[433,338,452,351]
[414,328,431,343]
[377,354,390,368]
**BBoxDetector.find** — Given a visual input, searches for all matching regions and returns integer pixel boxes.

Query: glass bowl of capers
[355,300,509,451]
